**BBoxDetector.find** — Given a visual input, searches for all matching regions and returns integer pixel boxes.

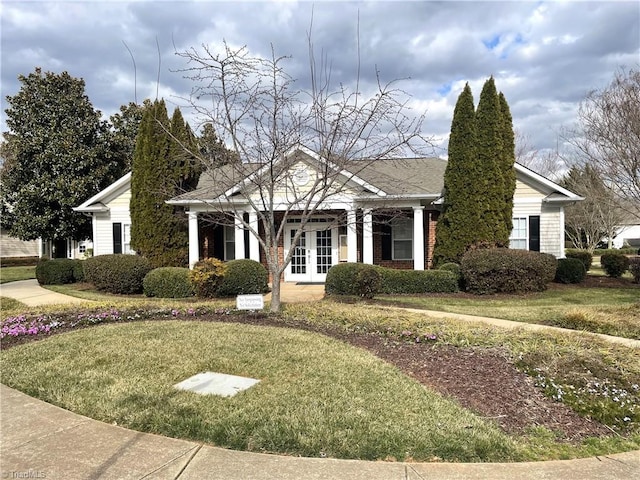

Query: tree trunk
[269,269,281,313]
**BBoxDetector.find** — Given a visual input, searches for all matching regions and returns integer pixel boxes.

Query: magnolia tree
[175,38,432,312]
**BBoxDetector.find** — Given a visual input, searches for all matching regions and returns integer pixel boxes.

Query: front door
[285,224,336,283]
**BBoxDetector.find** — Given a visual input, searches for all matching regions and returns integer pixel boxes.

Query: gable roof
[514,163,584,204]
[74,172,131,213]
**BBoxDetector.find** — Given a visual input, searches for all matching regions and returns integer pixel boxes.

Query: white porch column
[234,211,246,260]
[188,211,199,268]
[248,210,260,262]
[347,208,357,262]
[413,206,425,270]
[363,209,373,264]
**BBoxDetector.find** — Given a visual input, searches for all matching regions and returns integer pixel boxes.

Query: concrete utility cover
[174,372,260,397]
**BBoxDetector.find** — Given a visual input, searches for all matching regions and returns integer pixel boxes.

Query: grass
[0,266,36,284]
[2,302,639,461]
[0,297,27,311]
[0,320,520,463]
[369,285,640,340]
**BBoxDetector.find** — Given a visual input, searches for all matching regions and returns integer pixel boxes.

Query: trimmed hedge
[35,258,82,285]
[325,263,459,296]
[143,267,194,298]
[355,265,383,299]
[600,253,630,278]
[565,249,593,272]
[461,248,557,294]
[216,259,269,297]
[84,254,152,294]
[629,257,640,284]
[554,258,586,284]
[1,256,39,267]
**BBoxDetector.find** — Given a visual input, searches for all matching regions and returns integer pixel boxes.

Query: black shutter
[381,224,392,260]
[112,223,122,254]
[213,226,225,260]
[529,216,540,252]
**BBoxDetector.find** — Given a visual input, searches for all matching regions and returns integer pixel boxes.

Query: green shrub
[461,248,557,294]
[438,262,462,287]
[216,259,269,297]
[629,257,640,284]
[378,268,459,294]
[325,263,367,296]
[35,258,80,285]
[0,256,39,267]
[326,263,459,295]
[84,254,152,294]
[554,258,586,284]
[594,247,637,256]
[143,267,194,298]
[600,253,630,278]
[189,258,227,298]
[565,249,593,272]
[355,265,382,299]
[72,260,85,282]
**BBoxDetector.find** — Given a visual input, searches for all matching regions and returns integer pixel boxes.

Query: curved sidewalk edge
[383,306,640,349]
[1,384,638,480]
[0,279,93,307]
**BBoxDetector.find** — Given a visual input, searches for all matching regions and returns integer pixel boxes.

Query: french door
[285,224,336,282]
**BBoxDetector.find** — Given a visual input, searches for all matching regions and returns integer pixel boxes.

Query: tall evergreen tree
[498,92,516,235]
[475,76,508,244]
[433,83,479,265]
[1,68,122,242]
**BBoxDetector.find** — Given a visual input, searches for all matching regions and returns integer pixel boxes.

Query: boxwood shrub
[216,259,269,297]
[143,267,194,298]
[600,253,630,278]
[565,249,593,272]
[461,248,557,294]
[325,263,458,296]
[554,258,586,284]
[35,258,82,285]
[84,254,152,294]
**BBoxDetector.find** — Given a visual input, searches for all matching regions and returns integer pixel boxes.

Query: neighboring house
[0,228,90,260]
[73,172,134,256]
[76,148,583,282]
[611,210,640,249]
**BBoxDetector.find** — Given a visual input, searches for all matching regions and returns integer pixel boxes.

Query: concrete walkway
[1,280,639,479]
[1,384,638,480]
[0,279,93,306]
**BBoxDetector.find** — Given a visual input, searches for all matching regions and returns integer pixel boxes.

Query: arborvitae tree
[130,101,203,267]
[198,123,238,167]
[475,76,509,244]
[433,83,479,265]
[1,68,122,242]
[499,92,516,235]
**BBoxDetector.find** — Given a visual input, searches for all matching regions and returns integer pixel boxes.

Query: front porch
[187,208,439,283]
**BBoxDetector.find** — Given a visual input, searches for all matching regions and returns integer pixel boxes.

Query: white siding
[0,230,39,257]
[92,186,132,256]
[540,204,562,258]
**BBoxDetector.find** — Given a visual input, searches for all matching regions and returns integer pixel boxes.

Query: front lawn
[1,303,639,462]
[0,266,36,284]
[368,283,640,340]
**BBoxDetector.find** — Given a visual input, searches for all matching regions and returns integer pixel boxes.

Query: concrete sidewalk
[1,384,638,480]
[0,279,93,306]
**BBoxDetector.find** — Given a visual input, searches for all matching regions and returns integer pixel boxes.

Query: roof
[74,172,131,213]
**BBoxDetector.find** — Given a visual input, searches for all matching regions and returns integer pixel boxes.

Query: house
[73,172,134,256]
[0,228,90,261]
[611,208,640,249]
[76,147,582,283]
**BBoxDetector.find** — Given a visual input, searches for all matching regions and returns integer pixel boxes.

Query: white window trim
[509,217,528,250]
[224,225,235,261]
[392,218,413,261]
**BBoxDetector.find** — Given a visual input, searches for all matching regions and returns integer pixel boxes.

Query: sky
[1,0,639,161]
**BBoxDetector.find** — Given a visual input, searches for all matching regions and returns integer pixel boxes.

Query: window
[79,244,86,254]
[510,218,527,250]
[392,218,413,260]
[123,224,133,254]
[339,234,348,262]
[224,225,235,260]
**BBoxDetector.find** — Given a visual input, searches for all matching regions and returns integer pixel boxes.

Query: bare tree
[515,130,566,180]
[562,165,625,252]
[567,68,640,221]
[174,35,432,312]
